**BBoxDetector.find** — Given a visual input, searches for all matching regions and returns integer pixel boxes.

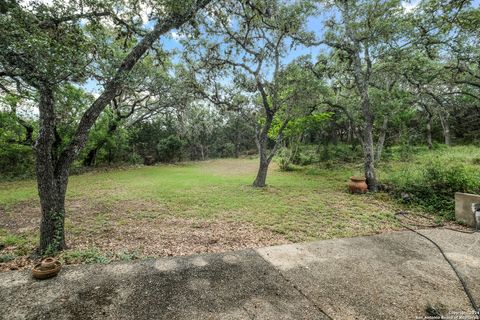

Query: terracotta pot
[348,176,368,194]
[40,258,56,270]
[32,258,62,280]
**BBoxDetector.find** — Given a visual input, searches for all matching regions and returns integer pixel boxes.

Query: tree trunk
[439,114,451,147]
[252,116,273,188]
[35,85,67,253]
[376,116,388,163]
[83,121,117,167]
[253,135,271,187]
[31,1,212,254]
[83,146,100,167]
[358,77,377,191]
[253,157,270,187]
[351,43,377,191]
[200,144,205,160]
[38,175,68,253]
[426,115,433,149]
[234,142,239,158]
[362,119,377,191]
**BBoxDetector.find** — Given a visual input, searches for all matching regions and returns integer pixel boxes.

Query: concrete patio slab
[1,229,479,320]
[258,228,480,319]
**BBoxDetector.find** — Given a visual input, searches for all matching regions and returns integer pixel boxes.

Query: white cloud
[171,31,186,41]
[402,0,420,12]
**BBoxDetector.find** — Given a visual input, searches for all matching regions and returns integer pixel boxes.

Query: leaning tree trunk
[253,138,270,187]
[376,116,388,163]
[252,114,274,188]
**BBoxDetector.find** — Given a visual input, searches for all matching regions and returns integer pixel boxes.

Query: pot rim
[33,261,61,274]
[350,176,366,182]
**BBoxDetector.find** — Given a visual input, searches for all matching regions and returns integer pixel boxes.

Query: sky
[67,0,480,95]
[84,3,334,94]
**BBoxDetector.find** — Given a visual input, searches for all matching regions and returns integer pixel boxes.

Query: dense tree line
[0,0,479,253]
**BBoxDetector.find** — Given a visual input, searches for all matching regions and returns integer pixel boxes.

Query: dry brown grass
[0,197,289,271]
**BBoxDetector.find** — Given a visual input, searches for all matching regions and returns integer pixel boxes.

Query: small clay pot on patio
[348,176,368,194]
[32,258,62,280]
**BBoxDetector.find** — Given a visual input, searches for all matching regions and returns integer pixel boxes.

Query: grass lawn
[2,146,477,270]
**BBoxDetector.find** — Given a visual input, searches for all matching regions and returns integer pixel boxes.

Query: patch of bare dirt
[1,198,290,272]
[68,216,290,257]
[0,256,32,272]
[197,158,278,176]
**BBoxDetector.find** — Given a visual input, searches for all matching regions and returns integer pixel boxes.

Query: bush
[62,248,110,264]
[128,152,143,165]
[116,250,140,261]
[385,162,480,220]
[0,254,16,263]
[319,144,362,163]
[216,143,235,158]
[277,147,294,171]
[293,147,317,166]
[156,135,185,163]
[0,144,35,179]
[0,229,35,256]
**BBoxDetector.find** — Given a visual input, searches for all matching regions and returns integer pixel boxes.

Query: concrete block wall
[455,192,480,228]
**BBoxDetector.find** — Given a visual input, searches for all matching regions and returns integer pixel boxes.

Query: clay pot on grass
[348,176,368,194]
[32,258,62,280]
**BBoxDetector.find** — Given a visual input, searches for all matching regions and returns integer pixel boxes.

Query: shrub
[0,230,35,256]
[0,253,16,263]
[0,144,35,179]
[116,250,140,261]
[156,135,185,163]
[276,147,294,171]
[385,162,480,220]
[0,254,16,263]
[293,147,317,166]
[216,143,235,158]
[319,144,362,163]
[62,248,109,264]
[128,152,143,165]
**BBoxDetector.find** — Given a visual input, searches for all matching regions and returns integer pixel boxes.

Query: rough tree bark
[361,97,377,191]
[253,145,270,187]
[328,1,379,191]
[252,111,274,187]
[439,113,452,146]
[351,43,378,191]
[36,84,68,251]
[251,66,290,188]
[35,0,212,253]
